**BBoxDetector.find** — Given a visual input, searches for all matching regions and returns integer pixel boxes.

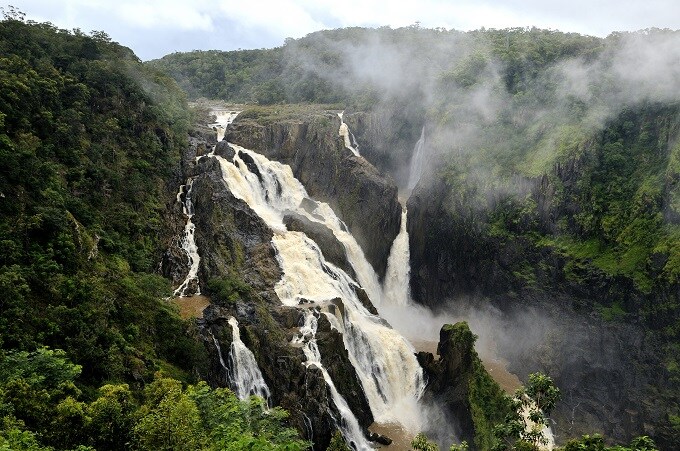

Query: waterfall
[338,112,361,157]
[381,207,411,307]
[294,310,372,450]
[407,126,426,192]
[209,109,240,142]
[210,330,229,385]
[175,110,240,295]
[174,178,201,297]
[214,144,426,433]
[227,317,271,405]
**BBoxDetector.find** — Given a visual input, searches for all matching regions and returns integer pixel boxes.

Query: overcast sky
[7,0,680,60]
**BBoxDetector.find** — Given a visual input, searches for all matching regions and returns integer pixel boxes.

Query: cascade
[227,317,271,405]
[175,110,240,296]
[294,310,372,450]
[214,145,425,433]
[338,112,361,157]
[209,109,240,142]
[174,178,200,296]
[381,207,411,307]
[407,126,426,192]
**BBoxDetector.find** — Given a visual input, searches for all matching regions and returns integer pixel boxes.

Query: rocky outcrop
[416,322,482,447]
[283,211,356,280]
[226,113,401,281]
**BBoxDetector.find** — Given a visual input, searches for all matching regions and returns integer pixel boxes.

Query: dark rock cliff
[226,112,402,281]
[406,169,664,445]
[417,323,477,446]
[343,110,424,188]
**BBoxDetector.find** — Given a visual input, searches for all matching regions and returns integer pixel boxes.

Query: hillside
[0,14,307,451]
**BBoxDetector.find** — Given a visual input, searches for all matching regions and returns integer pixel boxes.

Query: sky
[6,0,680,61]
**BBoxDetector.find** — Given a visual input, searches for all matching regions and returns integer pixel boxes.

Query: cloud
[216,0,327,39]
[10,0,680,60]
[116,1,214,31]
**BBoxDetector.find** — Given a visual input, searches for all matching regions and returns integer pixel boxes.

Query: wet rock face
[343,110,425,188]
[283,211,356,280]
[226,114,401,282]
[406,177,490,308]
[214,140,235,161]
[498,301,657,446]
[191,156,281,297]
[160,136,203,286]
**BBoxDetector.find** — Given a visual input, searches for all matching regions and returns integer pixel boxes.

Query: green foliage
[411,432,440,451]
[468,357,515,450]
[325,431,350,451]
[1,357,307,451]
[0,11,201,385]
[521,373,561,416]
[207,275,252,305]
[188,381,309,450]
[0,417,52,451]
[560,434,658,451]
[492,373,561,451]
[133,378,204,451]
[409,433,469,451]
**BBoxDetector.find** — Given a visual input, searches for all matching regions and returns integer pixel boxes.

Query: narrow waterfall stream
[209,109,240,142]
[174,178,200,296]
[294,310,372,450]
[206,290,271,406]
[210,330,229,385]
[338,112,361,157]
[381,208,411,308]
[175,109,239,297]
[407,126,426,192]
[214,144,426,438]
[227,317,271,406]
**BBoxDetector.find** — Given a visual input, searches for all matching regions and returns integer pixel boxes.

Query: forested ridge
[0,13,307,451]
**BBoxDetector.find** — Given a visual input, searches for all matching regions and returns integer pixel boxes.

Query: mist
[278,27,680,197]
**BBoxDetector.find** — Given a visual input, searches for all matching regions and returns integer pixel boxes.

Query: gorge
[2,15,679,451]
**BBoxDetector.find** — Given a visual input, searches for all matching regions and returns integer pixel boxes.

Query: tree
[133,377,205,451]
[411,433,439,451]
[86,384,137,450]
[493,373,561,451]
[326,431,350,451]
